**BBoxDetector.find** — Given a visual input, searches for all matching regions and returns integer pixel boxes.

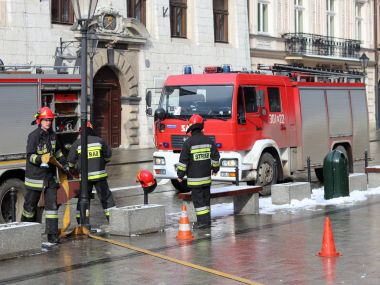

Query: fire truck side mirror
[146,91,152,107]
[146,91,153,116]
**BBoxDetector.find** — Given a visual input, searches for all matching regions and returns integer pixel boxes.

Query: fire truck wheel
[256,153,278,195]
[0,178,26,223]
[171,179,190,193]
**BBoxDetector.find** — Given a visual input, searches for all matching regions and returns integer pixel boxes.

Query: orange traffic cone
[176,204,194,240]
[318,216,341,257]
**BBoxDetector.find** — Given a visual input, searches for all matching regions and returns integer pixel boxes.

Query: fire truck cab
[147,64,369,192]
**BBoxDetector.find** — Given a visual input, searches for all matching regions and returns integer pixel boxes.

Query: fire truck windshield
[159,85,233,119]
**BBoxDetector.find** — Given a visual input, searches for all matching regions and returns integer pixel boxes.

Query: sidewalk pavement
[109,148,155,165]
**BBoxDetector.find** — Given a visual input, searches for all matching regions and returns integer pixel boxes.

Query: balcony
[282,33,361,60]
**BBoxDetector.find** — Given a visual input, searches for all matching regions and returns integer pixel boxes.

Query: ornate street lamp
[359,52,369,75]
[71,0,98,227]
[88,33,98,123]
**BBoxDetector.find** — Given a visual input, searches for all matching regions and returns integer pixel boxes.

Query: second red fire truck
[146,64,370,193]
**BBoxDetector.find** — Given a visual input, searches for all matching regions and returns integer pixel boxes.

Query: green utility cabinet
[323,150,349,199]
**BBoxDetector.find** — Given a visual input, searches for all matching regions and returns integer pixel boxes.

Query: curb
[108,159,153,166]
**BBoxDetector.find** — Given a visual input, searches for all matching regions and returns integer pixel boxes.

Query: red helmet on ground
[136,169,155,187]
[136,169,157,193]
[36,107,55,124]
[186,114,204,133]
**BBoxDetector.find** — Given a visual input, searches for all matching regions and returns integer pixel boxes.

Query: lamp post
[71,0,98,227]
[359,52,369,75]
[88,33,98,123]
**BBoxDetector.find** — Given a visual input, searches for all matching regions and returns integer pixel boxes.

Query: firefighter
[68,121,115,223]
[177,114,220,229]
[22,107,68,244]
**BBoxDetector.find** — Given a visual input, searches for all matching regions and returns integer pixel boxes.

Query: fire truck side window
[243,86,258,113]
[268,87,281,112]
[237,87,246,124]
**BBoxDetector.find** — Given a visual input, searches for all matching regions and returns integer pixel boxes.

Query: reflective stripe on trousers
[25,178,44,189]
[45,210,58,219]
[187,176,211,186]
[22,209,35,218]
[195,206,210,216]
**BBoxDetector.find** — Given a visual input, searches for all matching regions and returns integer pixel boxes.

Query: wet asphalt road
[2,194,380,285]
[1,141,380,284]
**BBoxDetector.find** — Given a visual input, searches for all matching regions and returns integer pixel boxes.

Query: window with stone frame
[326,0,335,37]
[213,0,228,43]
[294,0,304,33]
[258,0,269,33]
[127,0,146,26]
[51,0,74,25]
[355,1,363,41]
[170,0,187,38]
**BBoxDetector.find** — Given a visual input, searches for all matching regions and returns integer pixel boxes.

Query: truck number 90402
[269,114,285,124]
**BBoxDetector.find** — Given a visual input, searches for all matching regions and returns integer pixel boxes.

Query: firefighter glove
[40,153,51,168]
[63,164,71,175]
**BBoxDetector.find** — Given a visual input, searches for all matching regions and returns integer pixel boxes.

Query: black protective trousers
[191,186,211,224]
[76,179,115,223]
[22,175,58,236]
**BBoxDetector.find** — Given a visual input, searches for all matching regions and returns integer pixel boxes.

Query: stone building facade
[0,0,378,147]
[0,0,250,149]
[248,0,378,135]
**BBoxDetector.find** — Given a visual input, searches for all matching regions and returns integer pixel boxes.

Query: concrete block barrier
[0,222,41,260]
[366,166,380,188]
[179,186,261,223]
[271,182,311,205]
[109,204,165,236]
[349,173,367,192]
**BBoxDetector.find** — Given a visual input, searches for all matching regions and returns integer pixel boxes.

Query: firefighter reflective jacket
[68,135,112,181]
[177,129,220,188]
[25,127,65,191]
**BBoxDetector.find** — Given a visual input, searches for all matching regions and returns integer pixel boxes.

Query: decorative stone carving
[92,5,149,45]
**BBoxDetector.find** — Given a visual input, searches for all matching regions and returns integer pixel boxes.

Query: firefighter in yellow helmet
[177,114,220,229]
[22,107,68,244]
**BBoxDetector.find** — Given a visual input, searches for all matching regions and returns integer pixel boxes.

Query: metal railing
[282,33,361,59]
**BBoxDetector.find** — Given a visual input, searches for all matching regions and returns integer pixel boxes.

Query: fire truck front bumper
[153,151,253,182]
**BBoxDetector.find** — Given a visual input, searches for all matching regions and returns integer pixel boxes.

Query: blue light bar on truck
[183,65,193,74]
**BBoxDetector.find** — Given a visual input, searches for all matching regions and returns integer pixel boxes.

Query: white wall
[248,0,377,134]
[0,0,251,149]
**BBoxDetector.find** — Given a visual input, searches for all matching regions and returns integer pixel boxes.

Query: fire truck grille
[171,135,215,149]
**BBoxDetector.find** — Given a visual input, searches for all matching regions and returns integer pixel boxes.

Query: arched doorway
[93,66,121,148]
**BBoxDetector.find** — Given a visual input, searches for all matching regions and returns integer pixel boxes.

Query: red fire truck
[0,71,81,223]
[146,64,370,193]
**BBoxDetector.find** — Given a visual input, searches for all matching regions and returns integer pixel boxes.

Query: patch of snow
[260,186,380,215]
[0,222,39,230]
[211,203,234,217]
[158,179,170,185]
[167,187,380,220]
